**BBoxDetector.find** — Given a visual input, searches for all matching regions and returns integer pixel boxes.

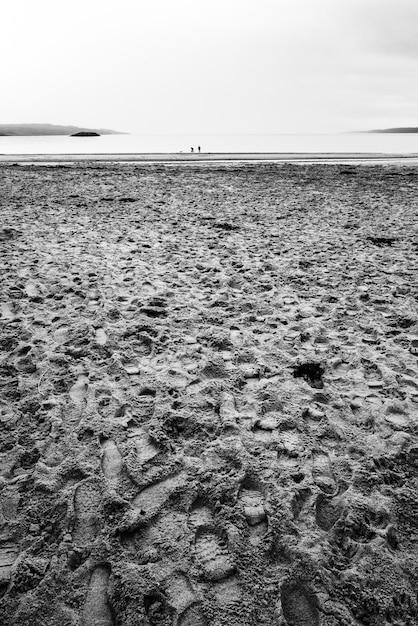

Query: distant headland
[359,127,418,134]
[0,123,126,136]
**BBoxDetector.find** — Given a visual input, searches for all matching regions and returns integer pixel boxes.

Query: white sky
[2,0,418,133]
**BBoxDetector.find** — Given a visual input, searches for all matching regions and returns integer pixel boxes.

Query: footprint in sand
[230,326,244,347]
[128,426,160,465]
[213,577,242,612]
[0,486,20,588]
[178,603,207,626]
[73,480,102,545]
[123,359,141,376]
[219,391,238,429]
[133,387,157,420]
[53,324,71,344]
[311,450,337,495]
[252,414,278,443]
[163,571,198,616]
[121,510,189,558]
[0,485,21,524]
[191,503,235,582]
[194,528,236,582]
[132,473,187,521]
[241,363,263,388]
[281,582,320,626]
[238,478,268,544]
[140,281,162,298]
[0,302,16,321]
[278,429,301,461]
[95,389,122,421]
[291,487,312,521]
[135,334,154,357]
[24,280,41,299]
[315,493,344,531]
[144,592,174,626]
[81,564,114,626]
[100,438,123,483]
[188,502,214,529]
[95,328,108,346]
[69,375,89,406]
[0,542,19,586]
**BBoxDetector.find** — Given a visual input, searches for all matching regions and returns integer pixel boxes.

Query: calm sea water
[0,133,418,155]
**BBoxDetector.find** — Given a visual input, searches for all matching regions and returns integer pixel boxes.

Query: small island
[70,131,101,137]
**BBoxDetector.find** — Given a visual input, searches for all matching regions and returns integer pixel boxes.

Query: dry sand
[0,162,418,625]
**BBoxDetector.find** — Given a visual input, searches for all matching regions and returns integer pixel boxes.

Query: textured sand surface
[0,162,418,625]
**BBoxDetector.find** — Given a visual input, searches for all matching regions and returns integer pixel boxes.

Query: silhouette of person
[191,147,194,153]
[198,146,201,153]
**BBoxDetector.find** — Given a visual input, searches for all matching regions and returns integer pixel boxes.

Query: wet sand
[1,162,418,625]
[1,151,418,164]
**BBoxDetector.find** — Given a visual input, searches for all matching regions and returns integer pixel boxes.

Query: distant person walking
[198,146,201,153]
[191,147,194,153]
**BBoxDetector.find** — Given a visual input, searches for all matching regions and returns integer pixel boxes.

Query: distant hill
[0,123,126,136]
[362,127,418,134]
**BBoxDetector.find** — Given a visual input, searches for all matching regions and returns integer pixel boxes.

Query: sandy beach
[1,152,418,165]
[1,161,418,625]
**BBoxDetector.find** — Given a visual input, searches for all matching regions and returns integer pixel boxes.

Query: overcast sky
[2,0,417,133]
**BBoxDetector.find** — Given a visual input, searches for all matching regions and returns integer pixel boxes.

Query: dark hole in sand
[78,428,94,442]
[139,387,156,397]
[0,365,18,378]
[212,221,239,231]
[394,316,415,329]
[68,551,84,571]
[18,448,41,469]
[291,472,305,483]
[17,345,32,356]
[0,336,18,351]
[0,228,21,242]
[366,236,397,247]
[299,260,313,269]
[140,307,167,318]
[148,297,167,308]
[293,363,324,389]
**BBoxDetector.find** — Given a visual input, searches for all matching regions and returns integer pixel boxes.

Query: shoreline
[1,151,418,165]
